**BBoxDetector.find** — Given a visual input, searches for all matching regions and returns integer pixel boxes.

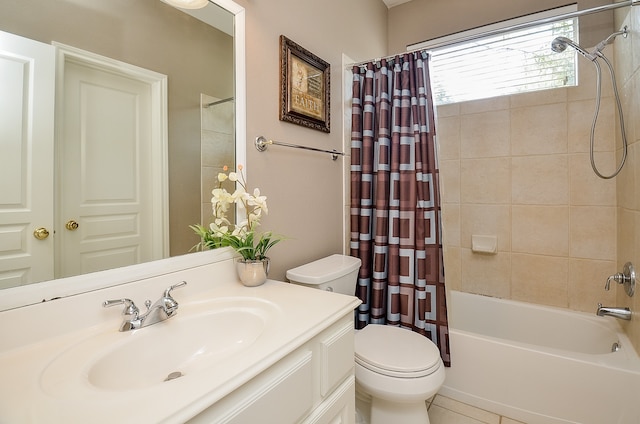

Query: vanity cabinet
[188,314,356,424]
[0,250,361,424]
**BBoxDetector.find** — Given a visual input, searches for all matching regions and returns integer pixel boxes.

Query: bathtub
[439,291,640,424]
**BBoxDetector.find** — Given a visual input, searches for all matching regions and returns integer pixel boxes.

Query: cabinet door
[302,377,356,424]
[0,30,55,287]
[188,351,314,424]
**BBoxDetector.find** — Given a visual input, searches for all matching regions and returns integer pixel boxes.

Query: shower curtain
[350,51,450,366]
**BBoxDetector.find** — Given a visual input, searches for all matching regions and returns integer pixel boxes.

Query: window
[410,5,578,105]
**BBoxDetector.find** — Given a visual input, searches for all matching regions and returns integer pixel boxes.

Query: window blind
[411,6,579,105]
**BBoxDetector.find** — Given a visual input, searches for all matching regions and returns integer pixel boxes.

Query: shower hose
[589,52,628,179]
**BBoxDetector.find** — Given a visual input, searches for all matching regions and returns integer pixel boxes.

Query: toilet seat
[355,324,442,378]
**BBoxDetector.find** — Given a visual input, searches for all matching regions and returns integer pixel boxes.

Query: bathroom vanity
[0,248,361,423]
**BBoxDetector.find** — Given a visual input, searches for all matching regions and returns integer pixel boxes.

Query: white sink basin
[40,297,280,393]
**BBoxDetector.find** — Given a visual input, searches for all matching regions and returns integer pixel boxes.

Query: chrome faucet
[597,303,631,321]
[103,281,187,331]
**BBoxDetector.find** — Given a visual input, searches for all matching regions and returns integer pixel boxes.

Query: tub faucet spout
[597,303,631,320]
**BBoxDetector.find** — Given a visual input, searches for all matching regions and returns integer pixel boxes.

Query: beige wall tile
[437,115,461,160]
[511,103,568,156]
[460,158,511,204]
[461,249,511,298]
[512,155,569,205]
[570,153,616,206]
[568,97,616,153]
[617,207,635,267]
[460,204,511,251]
[568,57,613,102]
[510,87,567,108]
[460,110,510,158]
[442,203,461,247]
[512,206,569,256]
[616,141,636,210]
[440,159,461,204]
[436,102,460,118]
[460,96,509,115]
[511,253,568,308]
[443,246,462,292]
[614,6,640,356]
[570,206,616,260]
[568,258,617,313]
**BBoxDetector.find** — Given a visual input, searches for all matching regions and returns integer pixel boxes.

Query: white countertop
[0,251,360,423]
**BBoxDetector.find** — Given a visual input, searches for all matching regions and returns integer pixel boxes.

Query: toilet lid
[354,324,443,378]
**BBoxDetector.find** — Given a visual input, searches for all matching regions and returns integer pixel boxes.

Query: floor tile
[500,418,526,424]
[430,395,501,424]
[429,404,488,424]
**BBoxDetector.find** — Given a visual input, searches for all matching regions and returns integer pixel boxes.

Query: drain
[164,371,183,382]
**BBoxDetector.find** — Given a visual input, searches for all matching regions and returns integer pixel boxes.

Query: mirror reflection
[0,0,235,288]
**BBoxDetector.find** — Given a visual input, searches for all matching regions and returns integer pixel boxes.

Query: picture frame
[279,35,330,133]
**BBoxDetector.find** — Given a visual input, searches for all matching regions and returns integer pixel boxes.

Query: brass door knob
[33,227,50,240]
[65,220,79,231]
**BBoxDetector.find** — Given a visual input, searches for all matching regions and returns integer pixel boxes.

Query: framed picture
[279,35,330,133]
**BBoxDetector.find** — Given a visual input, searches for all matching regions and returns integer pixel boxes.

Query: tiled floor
[427,395,526,424]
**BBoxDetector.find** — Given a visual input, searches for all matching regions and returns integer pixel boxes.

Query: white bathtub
[439,291,640,424]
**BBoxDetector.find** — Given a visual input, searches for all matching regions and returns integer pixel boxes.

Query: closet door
[56,47,168,279]
[0,30,55,288]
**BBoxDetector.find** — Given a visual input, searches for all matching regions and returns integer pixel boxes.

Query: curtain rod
[348,0,639,68]
[254,136,345,161]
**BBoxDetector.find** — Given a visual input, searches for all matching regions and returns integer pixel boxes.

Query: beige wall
[234,0,388,279]
[388,0,614,53]
[614,5,640,353]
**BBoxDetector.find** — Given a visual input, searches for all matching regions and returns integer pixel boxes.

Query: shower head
[551,36,596,61]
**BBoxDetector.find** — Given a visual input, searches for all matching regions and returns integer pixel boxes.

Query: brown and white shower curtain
[350,51,450,366]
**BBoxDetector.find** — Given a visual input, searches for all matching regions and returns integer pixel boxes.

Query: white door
[56,48,168,278]
[0,31,55,288]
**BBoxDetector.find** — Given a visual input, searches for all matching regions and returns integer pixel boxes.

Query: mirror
[0,0,246,294]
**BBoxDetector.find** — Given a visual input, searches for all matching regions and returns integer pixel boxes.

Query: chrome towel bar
[255,136,345,161]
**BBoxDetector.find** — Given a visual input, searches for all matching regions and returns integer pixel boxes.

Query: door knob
[65,220,79,231]
[33,227,50,240]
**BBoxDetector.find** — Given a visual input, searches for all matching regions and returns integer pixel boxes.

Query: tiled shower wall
[438,48,620,314]
[200,94,235,225]
[614,5,640,353]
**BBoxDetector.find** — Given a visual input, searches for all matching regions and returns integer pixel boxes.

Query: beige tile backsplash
[438,53,617,313]
[438,6,640,355]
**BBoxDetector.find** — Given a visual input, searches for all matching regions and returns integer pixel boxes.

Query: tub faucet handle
[605,262,635,297]
[605,273,624,290]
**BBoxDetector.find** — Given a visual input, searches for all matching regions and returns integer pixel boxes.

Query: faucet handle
[103,298,139,317]
[605,273,624,290]
[164,281,187,298]
[605,262,636,297]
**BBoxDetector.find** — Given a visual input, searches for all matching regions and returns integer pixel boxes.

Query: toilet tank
[286,254,361,295]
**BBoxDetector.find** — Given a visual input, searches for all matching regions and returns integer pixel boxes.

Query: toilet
[286,254,445,424]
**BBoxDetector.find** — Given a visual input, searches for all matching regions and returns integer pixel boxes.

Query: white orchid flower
[247,188,268,214]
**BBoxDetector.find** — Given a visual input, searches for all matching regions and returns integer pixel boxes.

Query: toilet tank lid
[286,254,361,285]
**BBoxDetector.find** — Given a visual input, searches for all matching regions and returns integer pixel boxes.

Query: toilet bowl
[355,324,445,424]
[286,254,445,424]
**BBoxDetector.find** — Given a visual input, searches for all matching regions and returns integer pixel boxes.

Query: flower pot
[236,258,270,287]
